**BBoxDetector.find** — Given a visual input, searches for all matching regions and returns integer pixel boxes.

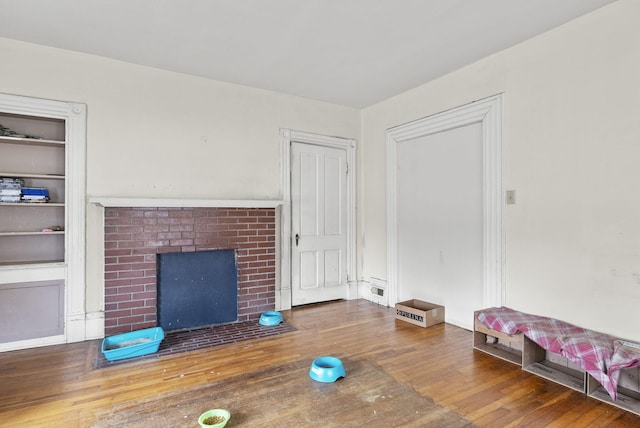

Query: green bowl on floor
[198,408,230,427]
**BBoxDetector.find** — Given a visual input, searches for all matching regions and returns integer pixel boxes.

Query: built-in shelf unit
[0,93,86,351]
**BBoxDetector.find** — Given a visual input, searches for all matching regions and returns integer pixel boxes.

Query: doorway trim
[279,129,357,310]
[386,94,505,309]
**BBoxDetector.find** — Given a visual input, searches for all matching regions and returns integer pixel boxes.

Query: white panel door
[291,142,348,305]
[396,122,484,329]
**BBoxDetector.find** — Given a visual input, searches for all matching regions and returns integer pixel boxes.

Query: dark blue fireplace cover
[157,250,238,331]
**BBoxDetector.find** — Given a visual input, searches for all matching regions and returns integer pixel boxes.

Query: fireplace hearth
[103,206,276,336]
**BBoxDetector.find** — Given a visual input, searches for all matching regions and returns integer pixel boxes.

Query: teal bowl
[309,356,346,383]
[259,311,283,326]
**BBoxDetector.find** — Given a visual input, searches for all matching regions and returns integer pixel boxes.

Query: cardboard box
[395,299,445,328]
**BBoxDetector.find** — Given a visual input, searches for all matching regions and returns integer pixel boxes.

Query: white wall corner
[347,278,359,300]
[84,310,105,340]
[276,289,292,311]
[65,312,87,343]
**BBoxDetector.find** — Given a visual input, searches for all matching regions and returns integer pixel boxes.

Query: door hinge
[346,162,349,174]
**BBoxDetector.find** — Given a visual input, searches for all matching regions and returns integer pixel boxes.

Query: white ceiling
[0,0,616,108]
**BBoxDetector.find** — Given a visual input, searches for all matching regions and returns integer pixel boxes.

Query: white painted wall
[396,123,484,329]
[0,37,360,333]
[361,0,640,340]
[1,0,638,343]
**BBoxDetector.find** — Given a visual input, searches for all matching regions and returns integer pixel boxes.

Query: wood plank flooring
[1,299,639,427]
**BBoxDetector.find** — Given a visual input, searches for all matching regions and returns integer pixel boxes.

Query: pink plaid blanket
[477,307,640,400]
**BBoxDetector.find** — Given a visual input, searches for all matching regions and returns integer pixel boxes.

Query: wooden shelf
[0,135,65,147]
[1,121,66,267]
[474,341,522,365]
[524,360,586,393]
[0,231,64,236]
[0,203,64,207]
[0,259,65,268]
[588,377,640,416]
[0,172,65,180]
[473,309,524,365]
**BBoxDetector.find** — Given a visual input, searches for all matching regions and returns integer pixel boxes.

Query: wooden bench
[473,307,640,415]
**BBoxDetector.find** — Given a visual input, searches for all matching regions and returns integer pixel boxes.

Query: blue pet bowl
[309,356,346,383]
[259,311,283,326]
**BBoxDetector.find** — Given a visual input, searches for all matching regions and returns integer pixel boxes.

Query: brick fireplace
[103,206,276,335]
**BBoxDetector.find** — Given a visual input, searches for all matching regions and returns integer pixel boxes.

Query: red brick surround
[104,207,276,335]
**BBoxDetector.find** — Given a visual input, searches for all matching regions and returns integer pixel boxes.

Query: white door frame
[279,129,357,310]
[386,94,505,310]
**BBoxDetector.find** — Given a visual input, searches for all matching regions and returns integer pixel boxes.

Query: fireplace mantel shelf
[89,197,285,208]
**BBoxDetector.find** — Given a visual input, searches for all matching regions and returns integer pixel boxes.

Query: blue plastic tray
[101,327,165,361]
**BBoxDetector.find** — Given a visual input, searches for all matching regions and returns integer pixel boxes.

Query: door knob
[295,233,300,246]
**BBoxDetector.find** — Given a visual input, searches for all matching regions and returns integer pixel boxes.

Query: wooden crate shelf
[473,308,640,416]
[473,310,523,365]
[524,360,586,393]
[588,377,640,416]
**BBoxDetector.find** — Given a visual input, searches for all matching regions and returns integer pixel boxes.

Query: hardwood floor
[1,299,639,427]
